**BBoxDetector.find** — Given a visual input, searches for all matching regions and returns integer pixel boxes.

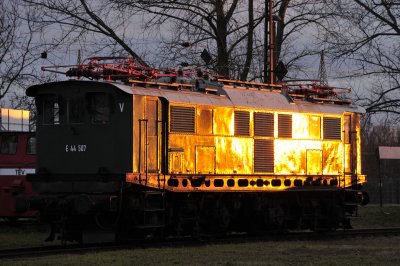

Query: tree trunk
[215,0,230,77]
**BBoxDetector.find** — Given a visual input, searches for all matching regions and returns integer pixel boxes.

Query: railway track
[1,228,400,260]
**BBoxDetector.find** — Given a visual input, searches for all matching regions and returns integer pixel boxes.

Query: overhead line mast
[318,50,328,86]
[264,0,277,84]
[268,0,275,84]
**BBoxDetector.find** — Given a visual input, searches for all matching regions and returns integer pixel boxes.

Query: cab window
[26,136,36,154]
[0,135,18,154]
[69,98,85,124]
[86,92,111,124]
[41,94,60,125]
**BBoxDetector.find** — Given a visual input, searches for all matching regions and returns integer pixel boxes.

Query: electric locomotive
[23,57,368,242]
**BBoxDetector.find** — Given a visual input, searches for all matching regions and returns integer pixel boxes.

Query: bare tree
[317,0,400,120]
[17,0,342,82]
[111,0,267,79]
[22,0,147,66]
[0,1,36,102]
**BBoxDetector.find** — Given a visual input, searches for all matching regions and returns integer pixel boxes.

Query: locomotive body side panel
[127,84,365,192]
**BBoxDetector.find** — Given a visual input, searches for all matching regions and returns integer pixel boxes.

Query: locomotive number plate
[65,144,87,152]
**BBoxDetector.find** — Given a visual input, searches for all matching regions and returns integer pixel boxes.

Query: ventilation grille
[254,112,274,137]
[323,117,341,140]
[254,139,274,173]
[278,114,292,138]
[170,106,195,133]
[235,111,250,136]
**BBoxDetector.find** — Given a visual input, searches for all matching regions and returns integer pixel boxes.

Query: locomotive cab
[25,81,135,241]
[27,80,133,189]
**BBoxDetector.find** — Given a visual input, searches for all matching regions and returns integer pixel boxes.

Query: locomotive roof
[27,80,365,115]
[114,82,365,115]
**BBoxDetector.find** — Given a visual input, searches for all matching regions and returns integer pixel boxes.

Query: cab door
[137,97,163,176]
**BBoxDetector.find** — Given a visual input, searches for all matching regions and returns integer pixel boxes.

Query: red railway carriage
[0,108,38,221]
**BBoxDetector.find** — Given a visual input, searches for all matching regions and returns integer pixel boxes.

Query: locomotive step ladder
[136,190,166,230]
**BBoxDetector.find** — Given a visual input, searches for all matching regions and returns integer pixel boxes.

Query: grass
[3,237,400,265]
[1,205,400,265]
[352,205,400,229]
[0,222,53,250]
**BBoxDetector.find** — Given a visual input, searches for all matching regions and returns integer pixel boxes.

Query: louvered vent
[254,139,274,173]
[254,112,274,137]
[170,106,195,133]
[278,114,292,138]
[235,111,250,136]
[323,117,341,140]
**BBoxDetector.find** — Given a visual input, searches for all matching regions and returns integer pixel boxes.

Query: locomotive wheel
[95,211,119,230]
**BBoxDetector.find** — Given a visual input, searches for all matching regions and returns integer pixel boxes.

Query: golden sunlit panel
[344,115,351,144]
[292,114,321,139]
[275,140,323,174]
[231,138,253,173]
[309,116,321,139]
[345,143,351,173]
[353,113,363,176]
[169,153,183,173]
[213,108,234,135]
[215,137,253,174]
[197,108,213,135]
[292,114,309,139]
[214,137,228,174]
[168,135,193,173]
[275,140,304,174]
[322,142,343,174]
[132,95,145,173]
[196,146,216,174]
[306,149,323,174]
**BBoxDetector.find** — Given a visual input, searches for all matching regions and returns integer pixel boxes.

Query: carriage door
[139,97,162,177]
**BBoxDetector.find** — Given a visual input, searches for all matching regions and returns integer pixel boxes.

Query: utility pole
[263,1,269,83]
[268,0,275,84]
[264,0,276,84]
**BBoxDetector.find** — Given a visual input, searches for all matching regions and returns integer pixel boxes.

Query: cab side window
[40,94,60,125]
[69,98,85,124]
[86,92,111,124]
[26,136,36,154]
[0,135,18,154]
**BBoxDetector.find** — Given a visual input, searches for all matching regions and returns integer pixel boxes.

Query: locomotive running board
[126,173,366,192]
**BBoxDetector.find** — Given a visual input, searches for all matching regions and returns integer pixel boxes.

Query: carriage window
[86,93,111,124]
[69,98,85,124]
[42,94,60,125]
[0,135,18,154]
[26,136,36,154]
